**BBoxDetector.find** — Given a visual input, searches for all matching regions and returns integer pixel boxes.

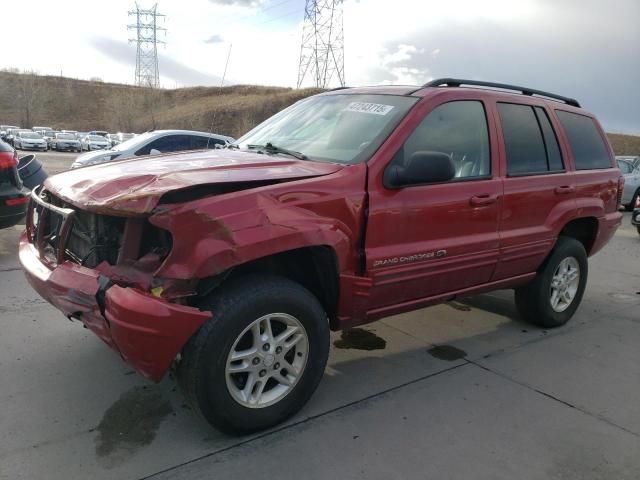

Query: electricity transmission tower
[297,0,345,89]
[128,3,166,87]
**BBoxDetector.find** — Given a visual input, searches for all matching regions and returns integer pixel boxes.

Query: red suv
[19,79,623,433]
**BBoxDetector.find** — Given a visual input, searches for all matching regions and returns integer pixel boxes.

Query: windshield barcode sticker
[344,102,395,115]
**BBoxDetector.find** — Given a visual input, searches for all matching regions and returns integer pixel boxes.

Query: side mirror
[384,151,455,188]
[149,148,161,155]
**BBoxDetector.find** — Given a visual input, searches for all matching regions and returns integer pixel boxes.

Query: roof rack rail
[422,78,581,108]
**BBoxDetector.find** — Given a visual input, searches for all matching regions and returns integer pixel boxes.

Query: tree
[17,71,43,127]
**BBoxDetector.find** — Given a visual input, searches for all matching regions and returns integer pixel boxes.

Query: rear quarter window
[555,111,611,170]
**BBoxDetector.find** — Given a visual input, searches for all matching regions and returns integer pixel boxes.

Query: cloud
[204,34,224,44]
[91,37,224,86]
[208,0,262,6]
[345,0,640,133]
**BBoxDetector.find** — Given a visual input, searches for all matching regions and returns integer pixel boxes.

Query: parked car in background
[632,196,640,236]
[89,130,109,138]
[0,139,29,228]
[616,157,640,210]
[76,131,89,141]
[616,155,640,170]
[81,134,110,151]
[0,125,20,141]
[108,132,135,147]
[5,128,31,147]
[32,126,54,134]
[107,133,120,147]
[42,131,57,150]
[71,129,234,168]
[14,131,47,151]
[22,79,623,434]
[51,132,81,152]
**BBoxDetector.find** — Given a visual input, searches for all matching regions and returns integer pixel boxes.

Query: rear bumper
[591,211,623,256]
[19,233,210,382]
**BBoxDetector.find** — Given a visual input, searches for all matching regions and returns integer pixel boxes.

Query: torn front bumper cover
[19,232,210,382]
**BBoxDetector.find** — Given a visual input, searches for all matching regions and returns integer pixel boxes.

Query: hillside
[0,71,321,139]
[1,71,638,153]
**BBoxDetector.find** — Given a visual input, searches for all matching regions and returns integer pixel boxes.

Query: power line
[297,0,345,88]
[128,2,166,88]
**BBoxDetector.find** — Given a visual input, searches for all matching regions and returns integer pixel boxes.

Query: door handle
[554,185,575,194]
[470,194,497,206]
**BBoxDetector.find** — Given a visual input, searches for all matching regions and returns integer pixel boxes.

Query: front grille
[28,188,172,268]
[29,189,125,267]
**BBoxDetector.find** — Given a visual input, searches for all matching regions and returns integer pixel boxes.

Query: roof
[320,78,581,109]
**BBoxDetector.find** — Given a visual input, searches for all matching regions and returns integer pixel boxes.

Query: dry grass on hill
[0,71,638,152]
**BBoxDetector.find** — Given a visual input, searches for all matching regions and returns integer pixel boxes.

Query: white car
[81,135,111,151]
[51,133,82,152]
[71,129,234,168]
[14,131,47,151]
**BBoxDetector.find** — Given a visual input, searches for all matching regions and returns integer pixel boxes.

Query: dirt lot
[1,171,639,478]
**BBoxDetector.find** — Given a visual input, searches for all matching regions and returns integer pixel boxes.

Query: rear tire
[628,190,639,212]
[178,274,330,434]
[515,236,587,328]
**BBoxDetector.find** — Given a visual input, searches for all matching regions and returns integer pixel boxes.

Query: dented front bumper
[19,233,210,382]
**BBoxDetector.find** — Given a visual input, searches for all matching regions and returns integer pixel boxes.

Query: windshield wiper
[247,142,308,160]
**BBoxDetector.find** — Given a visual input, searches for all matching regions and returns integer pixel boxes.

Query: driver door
[365,99,502,311]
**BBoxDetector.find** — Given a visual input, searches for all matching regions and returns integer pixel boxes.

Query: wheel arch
[559,216,599,255]
[197,245,341,328]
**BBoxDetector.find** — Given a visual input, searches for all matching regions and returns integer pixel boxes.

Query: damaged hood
[44,149,343,215]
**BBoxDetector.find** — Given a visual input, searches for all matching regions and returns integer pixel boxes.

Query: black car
[0,140,29,229]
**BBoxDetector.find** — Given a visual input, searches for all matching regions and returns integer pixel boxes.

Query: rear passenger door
[493,102,575,280]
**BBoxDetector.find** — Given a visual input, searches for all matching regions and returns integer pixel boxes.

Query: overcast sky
[2,0,639,133]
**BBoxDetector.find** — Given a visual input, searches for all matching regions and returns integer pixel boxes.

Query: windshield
[111,131,155,152]
[57,133,75,140]
[21,132,41,139]
[88,135,105,141]
[234,94,418,164]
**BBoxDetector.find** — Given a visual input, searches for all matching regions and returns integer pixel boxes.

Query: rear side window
[498,103,564,175]
[556,111,611,170]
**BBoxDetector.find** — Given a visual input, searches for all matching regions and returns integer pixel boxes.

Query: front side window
[556,110,611,170]
[391,100,491,183]
[235,94,417,164]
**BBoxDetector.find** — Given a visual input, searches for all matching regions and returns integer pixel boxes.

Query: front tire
[178,275,330,434]
[515,236,587,328]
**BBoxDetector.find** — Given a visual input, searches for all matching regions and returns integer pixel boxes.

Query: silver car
[51,133,82,152]
[81,134,111,151]
[14,131,47,151]
[71,129,234,168]
[617,157,640,210]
